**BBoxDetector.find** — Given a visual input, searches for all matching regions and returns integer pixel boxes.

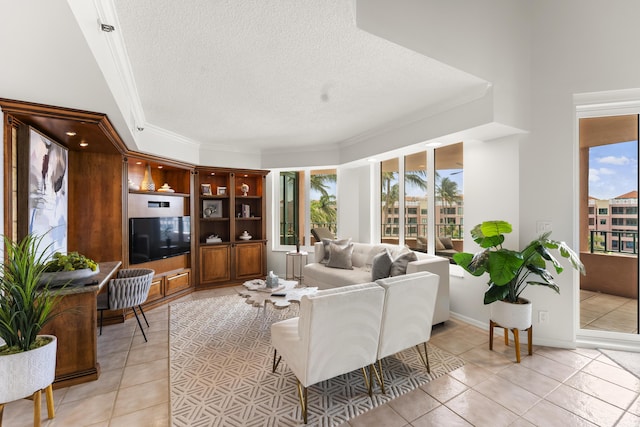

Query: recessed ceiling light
[66,131,76,136]
[210,172,215,176]
[157,166,163,169]
[136,161,142,165]
[79,141,88,147]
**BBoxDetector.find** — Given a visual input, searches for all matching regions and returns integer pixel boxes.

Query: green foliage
[0,234,63,352]
[43,251,98,272]
[453,220,585,304]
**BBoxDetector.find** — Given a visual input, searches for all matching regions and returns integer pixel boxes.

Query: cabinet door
[200,245,231,284]
[235,242,264,279]
[146,276,164,302]
[166,270,191,295]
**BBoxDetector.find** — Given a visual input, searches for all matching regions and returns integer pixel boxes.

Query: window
[600,219,607,225]
[435,142,464,242]
[612,207,624,214]
[627,218,638,226]
[278,168,337,248]
[381,158,399,243]
[598,208,609,215]
[626,207,638,215]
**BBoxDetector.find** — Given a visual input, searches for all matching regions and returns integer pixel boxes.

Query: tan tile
[534,347,592,370]
[112,377,169,418]
[547,384,624,427]
[420,373,468,403]
[473,376,540,415]
[98,349,128,372]
[131,328,169,348]
[108,403,169,427]
[496,363,561,397]
[458,346,514,373]
[519,353,579,382]
[628,394,640,416]
[509,418,536,427]
[565,371,637,409]
[616,411,640,427]
[448,363,494,387]
[445,389,518,426]
[581,359,640,392]
[523,399,598,427]
[347,404,406,427]
[97,335,132,356]
[387,387,440,422]
[125,341,169,365]
[411,404,473,427]
[120,357,169,388]
[63,366,123,403]
[49,391,117,426]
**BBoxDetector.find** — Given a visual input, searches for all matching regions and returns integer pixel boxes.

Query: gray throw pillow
[321,238,351,263]
[390,251,418,276]
[439,236,454,249]
[326,242,354,270]
[371,249,393,280]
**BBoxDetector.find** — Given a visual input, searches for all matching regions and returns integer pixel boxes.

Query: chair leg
[371,359,386,395]
[360,365,375,397]
[0,403,4,427]
[131,306,148,342]
[415,342,431,373]
[45,384,55,420]
[33,389,41,427]
[296,380,308,424]
[272,349,282,373]
[138,305,150,327]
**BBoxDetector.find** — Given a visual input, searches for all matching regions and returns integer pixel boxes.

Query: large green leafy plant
[0,234,62,354]
[453,220,585,305]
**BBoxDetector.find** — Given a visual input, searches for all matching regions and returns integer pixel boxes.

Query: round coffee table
[239,279,318,320]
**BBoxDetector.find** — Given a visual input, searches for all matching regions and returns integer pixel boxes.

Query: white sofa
[303,242,450,324]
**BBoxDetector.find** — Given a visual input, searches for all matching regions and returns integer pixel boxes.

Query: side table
[286,251,308,284]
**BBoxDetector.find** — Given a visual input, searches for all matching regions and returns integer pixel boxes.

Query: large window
[404,152,427,250]
[435,142,464,248]
[380,158,399,243]
[278,168,337,247]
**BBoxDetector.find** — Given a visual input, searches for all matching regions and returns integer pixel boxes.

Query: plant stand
[489,320,532,363]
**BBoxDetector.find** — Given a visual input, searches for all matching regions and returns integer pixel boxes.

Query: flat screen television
[129,216,191,264]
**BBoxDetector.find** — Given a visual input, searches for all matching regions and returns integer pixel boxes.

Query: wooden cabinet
[166,270,191,294]
[195,168,268,287]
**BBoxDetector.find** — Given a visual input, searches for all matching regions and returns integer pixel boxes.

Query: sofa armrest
[313,242,324,263]
[407,254,450,324]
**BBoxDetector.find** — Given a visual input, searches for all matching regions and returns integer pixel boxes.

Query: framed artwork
[201,183,212,196]
[217,186,227,195]
[28,127,68,259]
[203,200,223,218]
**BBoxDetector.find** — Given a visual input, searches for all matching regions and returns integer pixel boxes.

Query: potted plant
[0,234,62,416]
[453,220,585,330]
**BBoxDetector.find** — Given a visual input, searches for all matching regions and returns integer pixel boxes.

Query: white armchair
[374,271,440,394]
[270,282,385,423]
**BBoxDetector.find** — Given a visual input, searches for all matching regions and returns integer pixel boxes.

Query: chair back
[108,268,155,310]
[375,271,440,359]
[297,282,385,386]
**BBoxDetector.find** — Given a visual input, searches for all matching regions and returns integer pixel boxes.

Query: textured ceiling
[113,0,487,152]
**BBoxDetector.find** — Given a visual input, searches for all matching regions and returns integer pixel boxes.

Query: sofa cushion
[435,237,445,251]
[390,251,418,276]
[326,242,354,270]
[371,249,393,280]
[321,238,351,263]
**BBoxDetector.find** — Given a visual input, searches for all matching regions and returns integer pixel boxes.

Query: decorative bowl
[40,266,100,285]
[239,235,252,240]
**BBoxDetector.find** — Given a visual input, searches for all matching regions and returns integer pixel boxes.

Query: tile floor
[580,290,638,334]
[3,286,640,427]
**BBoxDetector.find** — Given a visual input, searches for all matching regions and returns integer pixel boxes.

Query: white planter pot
[490,299,532,330]
[0,335,57,403]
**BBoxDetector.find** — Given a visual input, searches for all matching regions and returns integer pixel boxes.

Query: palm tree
[310,173,336,197]
[310,194,337,230]
[436,177,461,237]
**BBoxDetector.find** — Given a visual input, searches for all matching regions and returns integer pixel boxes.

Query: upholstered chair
[97,268,155,342]
[271,282,385,423]
[374,271,440,394]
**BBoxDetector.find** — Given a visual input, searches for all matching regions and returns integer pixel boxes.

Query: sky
[589,140,638,200]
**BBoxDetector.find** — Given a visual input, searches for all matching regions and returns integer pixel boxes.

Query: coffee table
[239,279,318,320]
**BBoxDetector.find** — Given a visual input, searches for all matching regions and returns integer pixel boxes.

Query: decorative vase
[241,183,249,196]
[0,335,57,403]
[140,164,156,191]
[490,298,532,330]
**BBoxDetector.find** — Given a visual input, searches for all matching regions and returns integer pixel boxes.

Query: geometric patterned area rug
[169,294,464,427]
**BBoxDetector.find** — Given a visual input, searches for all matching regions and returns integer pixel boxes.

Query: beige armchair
[374,271,440,393]
[270,283,385,423]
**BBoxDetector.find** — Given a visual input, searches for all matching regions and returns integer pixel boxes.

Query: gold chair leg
[45,384,55,419]
[415,342,431,373]
[272,349,282,373]
[1,403,5,427]
[33,390,41,427]
[372,359,386,395]
[296,380,308,424]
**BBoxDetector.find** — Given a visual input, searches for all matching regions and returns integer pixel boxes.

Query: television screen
[129,216,191,264]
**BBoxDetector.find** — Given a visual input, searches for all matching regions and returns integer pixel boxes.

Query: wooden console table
[41,261,121,388]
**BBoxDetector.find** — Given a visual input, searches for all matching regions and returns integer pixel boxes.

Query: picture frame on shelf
[201,183,212,196]
[217,186,227,195]
[203,199,223,218]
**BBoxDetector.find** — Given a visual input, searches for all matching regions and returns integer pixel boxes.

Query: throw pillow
[435,237,445,251]
[439,236,454,249]
[371,249,393,280]
[321,238,351,263]
[326,242,354,270]
[363,246,386,272]
[390,251,418,276]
